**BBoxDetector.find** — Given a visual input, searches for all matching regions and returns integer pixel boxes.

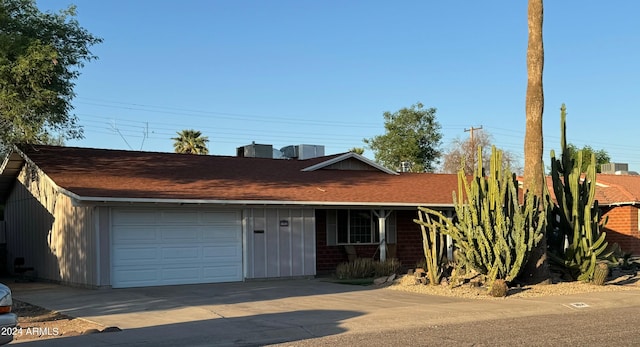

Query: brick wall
[315,209,426,275]
[315,210,343,274]
[602,205,640,255]
[394,210,426,268]
[316,205,640,275]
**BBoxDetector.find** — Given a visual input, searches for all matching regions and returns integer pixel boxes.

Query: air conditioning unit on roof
[237,142,273,158]
[280,144,325,160]
[601,162,628,174]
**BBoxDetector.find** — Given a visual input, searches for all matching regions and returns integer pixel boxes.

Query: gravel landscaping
[385,270,640,299]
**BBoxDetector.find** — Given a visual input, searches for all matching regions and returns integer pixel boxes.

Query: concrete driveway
[8,278,640,346]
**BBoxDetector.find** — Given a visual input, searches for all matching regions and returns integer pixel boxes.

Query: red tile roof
[541,174,640,207]
[593,174,640,206]
[16,145,460,207]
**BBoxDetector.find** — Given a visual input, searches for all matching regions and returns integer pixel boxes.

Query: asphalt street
[269,305,640,347]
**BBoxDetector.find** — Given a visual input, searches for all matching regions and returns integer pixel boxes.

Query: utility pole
[464,125,483,141]
[464,126,483,173]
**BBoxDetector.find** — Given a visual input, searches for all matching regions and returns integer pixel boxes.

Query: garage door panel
[159,211,200,224]
[202,233,242,245]
[161,266,200,281]
[113,210,157,225]
[203,264,242,280]
[113,267,159,285]
[113,227,158,243]
[113,247,159,265]
[202,211,240,223]
[203,245,241,258]
[162,247,201,261]
[112,208,242,288]
[159,227,200,241]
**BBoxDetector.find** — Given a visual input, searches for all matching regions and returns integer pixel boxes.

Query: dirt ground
[11,299,112,342]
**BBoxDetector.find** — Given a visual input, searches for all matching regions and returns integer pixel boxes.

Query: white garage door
[111,209,243,288]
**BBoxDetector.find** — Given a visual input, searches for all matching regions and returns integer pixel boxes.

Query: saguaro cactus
[548,104,614,282]
[416,146,545,286]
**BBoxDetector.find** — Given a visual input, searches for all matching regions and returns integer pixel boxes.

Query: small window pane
[350,210,372,243]
[337,210,348,244]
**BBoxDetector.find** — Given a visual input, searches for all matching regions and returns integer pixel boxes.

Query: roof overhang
[0,150,25,203]
[67,191,453,209]
[599,201,640,208]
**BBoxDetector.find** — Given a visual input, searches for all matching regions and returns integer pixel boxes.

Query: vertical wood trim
[303,208,316,275]
[99,207,111,286]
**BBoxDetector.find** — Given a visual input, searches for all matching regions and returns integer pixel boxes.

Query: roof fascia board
[600,201,640,207]
[70,195,453,208]
[0,150,21,173]
[302,152,398,175]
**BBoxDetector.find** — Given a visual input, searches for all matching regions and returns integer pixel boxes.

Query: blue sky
[37,1,640,171]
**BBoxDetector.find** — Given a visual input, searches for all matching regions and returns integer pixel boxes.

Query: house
[0,144,459,288]
[591,173,640,255]
[2,144,639,289]
[544,163,640,256]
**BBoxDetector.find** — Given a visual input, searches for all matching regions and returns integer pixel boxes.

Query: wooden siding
[4,164,98,287]
[324,157,379,171]
[244,208,316,279]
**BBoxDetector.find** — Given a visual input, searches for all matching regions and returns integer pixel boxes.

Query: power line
[71,97,640,165]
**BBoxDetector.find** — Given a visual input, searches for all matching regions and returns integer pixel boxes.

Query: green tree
[172,129,209,155]
[441,129,522,175]
[522,0,550,284]
[0,0,102,151]
[566,144,610,173]
[364,102,442,173]
[348,147,365,155]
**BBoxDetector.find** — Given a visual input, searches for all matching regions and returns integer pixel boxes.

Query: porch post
[374,209,392,261]
[445,210,454,260]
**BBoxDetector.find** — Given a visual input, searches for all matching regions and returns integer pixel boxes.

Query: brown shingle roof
[16,145,459,206]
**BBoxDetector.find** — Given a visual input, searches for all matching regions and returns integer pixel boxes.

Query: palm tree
[522,0,549,284]
[172,129,209,155]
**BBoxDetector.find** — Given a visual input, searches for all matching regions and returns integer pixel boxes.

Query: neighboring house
[0,144,458,288]
[591,174,640,255]
[542,172,640,256]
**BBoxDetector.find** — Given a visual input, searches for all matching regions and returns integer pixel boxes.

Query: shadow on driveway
[7,278,380,325]
[15,308,362,347]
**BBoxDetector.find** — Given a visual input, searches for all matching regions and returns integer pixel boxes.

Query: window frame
[326,209,396,246]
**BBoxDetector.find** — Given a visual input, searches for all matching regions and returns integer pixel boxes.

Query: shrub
[373,258,402,277]
[335,258,375,279]
[335,258,401,280]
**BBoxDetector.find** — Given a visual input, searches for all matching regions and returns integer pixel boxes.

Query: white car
[0,284,17,345]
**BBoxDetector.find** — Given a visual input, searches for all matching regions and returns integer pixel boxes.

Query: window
[326,209,396,245]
